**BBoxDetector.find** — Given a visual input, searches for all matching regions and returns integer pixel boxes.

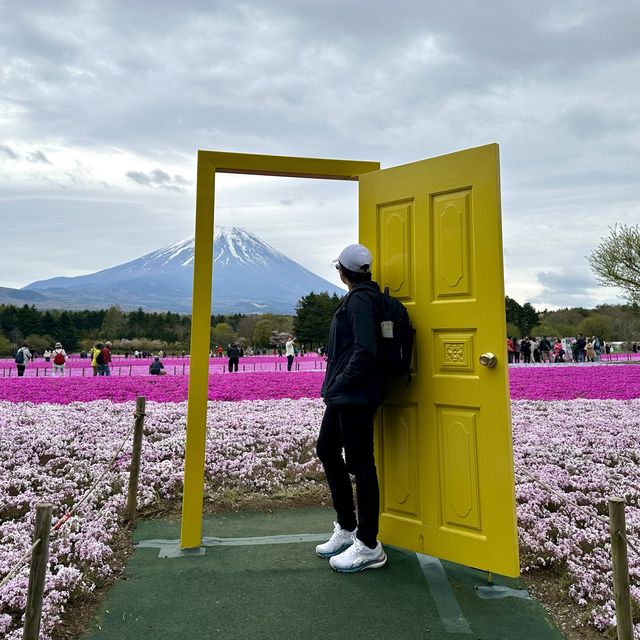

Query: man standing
[227,342,240,373]
[15,341,32,377]
[576,334,587,363]
[99,341,112,376]
[539,336,552,363]
[285,335,296,371]
[52,342,67,376]
[315,243,387,573]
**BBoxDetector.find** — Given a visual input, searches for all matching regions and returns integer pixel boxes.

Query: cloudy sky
[1,0,638,309]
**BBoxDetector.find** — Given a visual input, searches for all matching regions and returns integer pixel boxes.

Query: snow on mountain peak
[128,226,288,272]
[213,226,287,267]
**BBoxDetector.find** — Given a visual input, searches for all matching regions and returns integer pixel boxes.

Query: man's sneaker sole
[330,553,388,573]
[316,542,352,559]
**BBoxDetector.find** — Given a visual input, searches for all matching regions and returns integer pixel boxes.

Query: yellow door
[359,144,519,577]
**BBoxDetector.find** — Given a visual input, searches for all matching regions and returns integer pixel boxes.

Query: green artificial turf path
[83,508,565,640]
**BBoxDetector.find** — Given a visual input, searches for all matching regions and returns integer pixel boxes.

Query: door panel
[378,201,413,297]
[432,191,473,300]
[359,144,519,577]
[437,405,481,531]
[379,404,420,519]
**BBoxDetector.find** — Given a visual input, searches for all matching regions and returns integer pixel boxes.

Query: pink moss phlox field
[0,371,324,404]
[512,399,640,632]
[0,398,325,640]
[3,363,640,637]
[509,364,640,400]
[0,355,326,377]
[4,362,640,404]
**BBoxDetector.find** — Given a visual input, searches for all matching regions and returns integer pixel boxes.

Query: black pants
[16,365,25,377]
[287,355,294,371]
[228,358,238,372]
[316,403,379,548]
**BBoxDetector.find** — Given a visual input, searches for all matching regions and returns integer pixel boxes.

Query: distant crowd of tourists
[507,335,608,363]
[11,336,327,378]
[12,340,161,377]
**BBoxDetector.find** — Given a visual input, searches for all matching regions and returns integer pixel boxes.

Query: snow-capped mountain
[17,227,345,314]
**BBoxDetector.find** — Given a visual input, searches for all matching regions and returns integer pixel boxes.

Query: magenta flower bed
[0,355,326,377]
[509,365,640,400]
[0,371,325,404]
[3,363,640,404]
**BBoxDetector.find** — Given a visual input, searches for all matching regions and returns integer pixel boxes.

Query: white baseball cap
[336,244,373,273]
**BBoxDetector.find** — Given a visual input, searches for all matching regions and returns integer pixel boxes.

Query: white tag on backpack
[381,320,394,339]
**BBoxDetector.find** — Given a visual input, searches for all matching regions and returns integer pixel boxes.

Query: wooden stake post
[608,497,633,640]
[23,503,53,640]
[126,396,146,524]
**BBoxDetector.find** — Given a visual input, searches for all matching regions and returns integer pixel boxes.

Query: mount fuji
[11,227,346,314]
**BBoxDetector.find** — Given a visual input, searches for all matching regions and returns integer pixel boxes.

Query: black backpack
[96,350,105,365]
[377,287,415,383]
[14,348,25,364]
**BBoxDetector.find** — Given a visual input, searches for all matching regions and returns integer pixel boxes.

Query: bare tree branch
[588,224,640,304]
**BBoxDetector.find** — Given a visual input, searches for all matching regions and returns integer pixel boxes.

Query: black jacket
[321,281,384,406]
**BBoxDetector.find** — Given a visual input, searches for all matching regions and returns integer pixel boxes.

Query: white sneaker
[316,522,357,559]
[329,537,387,573]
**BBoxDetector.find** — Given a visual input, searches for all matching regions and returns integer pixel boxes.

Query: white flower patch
[0,398,325,639]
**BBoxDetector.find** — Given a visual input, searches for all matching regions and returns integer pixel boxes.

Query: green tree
[536,307,591,338]
[41,311,58,336]
[128,307,147,338]
[588,224,640,303]
[211,322,234,348]
[506,322,520,340]
[25,334,54,354]
[505,296,523,330]
[293,291,342,349]
[56,312,78,351]
[577,314,615,341]
[0,333,13,356]
[0,305,20,339]
[519,303,540,335]
[236,315,261,344]
[17,305,41,336]
[593,304,640,341]
[253,319,276,348]
[504,297,539,336]
[101,306,128,339]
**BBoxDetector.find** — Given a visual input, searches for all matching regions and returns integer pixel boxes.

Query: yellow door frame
[180,151,380,549]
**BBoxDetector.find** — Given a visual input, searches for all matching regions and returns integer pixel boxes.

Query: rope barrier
[0,539,41,590]
[51,414,136,531]
[619,531,640,562]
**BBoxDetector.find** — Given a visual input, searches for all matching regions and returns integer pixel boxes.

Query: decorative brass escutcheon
[479,352,497,368]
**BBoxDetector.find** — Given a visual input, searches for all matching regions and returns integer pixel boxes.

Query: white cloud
[0,0,638,308]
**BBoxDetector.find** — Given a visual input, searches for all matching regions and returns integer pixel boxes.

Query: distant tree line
[0,293,342,356]
[2,293,638,357]
[0,304,194,356]
[506,296,640,343]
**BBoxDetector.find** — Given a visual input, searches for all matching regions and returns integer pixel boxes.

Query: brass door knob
[479,352,497,368]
